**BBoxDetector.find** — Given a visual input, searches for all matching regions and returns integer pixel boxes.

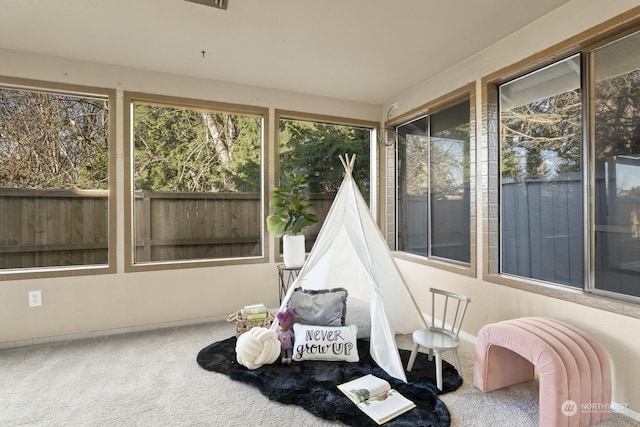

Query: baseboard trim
[612,401,640,422]
[0,314,228,350]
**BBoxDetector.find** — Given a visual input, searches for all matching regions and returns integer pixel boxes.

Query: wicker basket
[227,310,275,337]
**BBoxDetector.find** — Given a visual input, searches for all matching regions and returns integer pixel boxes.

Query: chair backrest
[429,287,471,340]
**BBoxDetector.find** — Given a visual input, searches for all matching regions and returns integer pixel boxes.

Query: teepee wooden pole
[339,153,356,174]
[339,154,348,171]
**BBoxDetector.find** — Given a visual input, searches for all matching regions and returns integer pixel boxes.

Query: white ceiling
[1,0,571,105]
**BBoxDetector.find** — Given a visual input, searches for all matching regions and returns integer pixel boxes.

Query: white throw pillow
[292,323,359,362]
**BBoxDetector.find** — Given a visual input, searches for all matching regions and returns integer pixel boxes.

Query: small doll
[276,309,295,364]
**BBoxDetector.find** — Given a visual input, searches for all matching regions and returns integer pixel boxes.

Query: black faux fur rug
[197,337,462,426]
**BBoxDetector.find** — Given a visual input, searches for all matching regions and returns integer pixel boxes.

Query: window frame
[482,11,640,317]
[124,92,269,272]
[273,109,379,263]
[388,84,477,278]
[0,76,116,281]
[498,54,583,289]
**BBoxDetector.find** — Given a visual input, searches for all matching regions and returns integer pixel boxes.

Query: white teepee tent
[274,154,428,382]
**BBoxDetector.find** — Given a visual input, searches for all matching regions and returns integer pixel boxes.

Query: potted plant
[266,172,319,267]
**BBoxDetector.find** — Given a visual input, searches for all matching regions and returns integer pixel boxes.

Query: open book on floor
[337,374,416,425]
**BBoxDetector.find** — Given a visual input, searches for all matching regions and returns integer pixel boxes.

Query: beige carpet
[1,320,637,427]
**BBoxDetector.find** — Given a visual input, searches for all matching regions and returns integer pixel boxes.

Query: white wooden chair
[406,287,471,390]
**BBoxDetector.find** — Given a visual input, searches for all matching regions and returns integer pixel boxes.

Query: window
[396,99,471,264]
[0,79,114,276]
[126,93,266,267]
[592,31,640,298]
[499,55,583,287]
[276,111,374,251]
[492,28,640,301]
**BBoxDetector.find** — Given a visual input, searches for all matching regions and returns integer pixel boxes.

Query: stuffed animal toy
[276,309,295,364]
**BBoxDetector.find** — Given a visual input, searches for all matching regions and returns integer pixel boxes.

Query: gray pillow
[345,298,371,339]
[287,287,348,327]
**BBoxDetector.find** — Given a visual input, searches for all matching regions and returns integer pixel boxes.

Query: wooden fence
[133,191,334,262]
[4,180,638,278]
[0,189,334,268]
[501,177,584,286]
[0,188,109,269]
[134,191,261,262]
[401,196,470,263]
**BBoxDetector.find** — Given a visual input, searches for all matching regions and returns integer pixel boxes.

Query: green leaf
[266,172,319,236]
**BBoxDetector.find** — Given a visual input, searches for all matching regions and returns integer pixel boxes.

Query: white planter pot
[283,234,306,268]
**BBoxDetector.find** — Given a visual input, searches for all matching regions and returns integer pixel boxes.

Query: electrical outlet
[28,290,42,307]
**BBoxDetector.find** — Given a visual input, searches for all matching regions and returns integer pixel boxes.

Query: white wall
[0,48,380,344]
[389,0,640,416]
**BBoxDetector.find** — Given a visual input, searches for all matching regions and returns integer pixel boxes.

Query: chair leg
[435,351,443,391]
[407,342,420,372]
[452,348,462,376]
[428,348,434,362]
